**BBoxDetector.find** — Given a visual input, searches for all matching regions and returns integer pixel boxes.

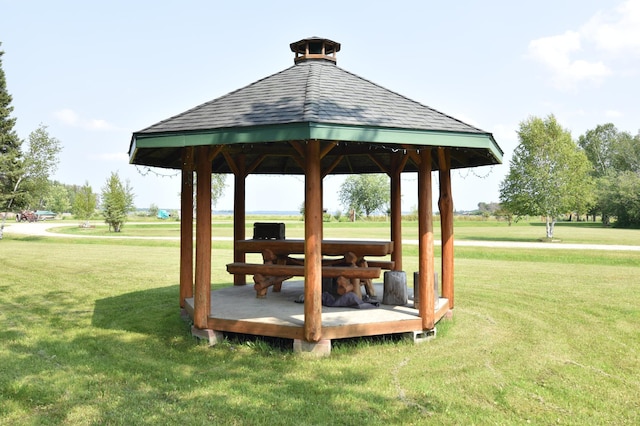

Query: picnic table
[227,239,394,298]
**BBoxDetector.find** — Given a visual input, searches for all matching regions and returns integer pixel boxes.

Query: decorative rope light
[135,165,180,178]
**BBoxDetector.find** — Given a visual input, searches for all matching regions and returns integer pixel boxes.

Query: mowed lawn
[1,219,639,425]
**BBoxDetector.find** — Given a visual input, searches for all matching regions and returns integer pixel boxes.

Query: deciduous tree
[73,181,97,227]
[608,171,640,227]
[579,124,640,226]
[15,125,62,208]
[44,182,71,214]
[499,115,593,239]
[101,172,134,232]
[338,174,389,219]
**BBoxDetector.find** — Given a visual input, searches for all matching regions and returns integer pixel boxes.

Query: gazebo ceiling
[129,37,503,173]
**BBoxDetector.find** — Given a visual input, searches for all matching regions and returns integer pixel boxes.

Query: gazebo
[128,37,503,354]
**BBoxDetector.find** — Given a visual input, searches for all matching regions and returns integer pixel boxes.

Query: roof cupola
[290,37,341,64]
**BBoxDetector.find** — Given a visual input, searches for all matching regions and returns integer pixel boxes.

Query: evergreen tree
[0,42,24,211]
[0,43,24,240]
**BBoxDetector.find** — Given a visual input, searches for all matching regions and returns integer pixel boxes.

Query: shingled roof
[129,38,502,173]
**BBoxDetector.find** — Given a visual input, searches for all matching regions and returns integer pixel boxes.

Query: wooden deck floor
[184,281,450,342]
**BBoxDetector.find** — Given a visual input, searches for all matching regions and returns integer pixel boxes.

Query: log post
[417,149,435,330]
[390,153,404,271]
[233,154,247,286]
[438,148,454,309]
[304,139,323,342]
[193,146,212,329]
[179,147,194,309]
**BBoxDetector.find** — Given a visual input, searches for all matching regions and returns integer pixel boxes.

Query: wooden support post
[233,154,247,286]
[193,146,212,330]
[179,148,194,309]
[304,140,323,343]
[320,178,324,241]
[418,149,435,330]
[390,153,405,271]
[438,148,454,309]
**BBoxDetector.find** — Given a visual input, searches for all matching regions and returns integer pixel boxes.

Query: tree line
[499,114,640,238]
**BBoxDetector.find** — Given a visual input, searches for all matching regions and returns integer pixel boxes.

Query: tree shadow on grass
[92,284,185,339]
[6,235,48,242]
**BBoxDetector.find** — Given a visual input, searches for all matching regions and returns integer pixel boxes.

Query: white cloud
[527,1,640,90]
[53,108,80,126]
[53,108,117,131]
[527,31,611,89]
[87,119,113,130]
[582,0,640,54]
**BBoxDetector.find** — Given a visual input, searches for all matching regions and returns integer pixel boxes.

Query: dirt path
[4,221,640,251]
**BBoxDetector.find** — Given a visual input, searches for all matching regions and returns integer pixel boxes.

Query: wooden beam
[222,151,240,176]
[408,151,421,167]
[208,318,305,340]
[397,152,410,172]
[193,146,212,329]
[179,147,194,308]
[291,154,305,170]
[389,153,404,271]
[438,148,454,309]
[285,141,306,169]
[417,148,435,330]
[320,141,338,159]
[208,145,224,162]
[368,153,389,174]
[246,154,266,175]
[321,319,423,340]
[289,140,306,158]
[304,140,323,342]
[233,154,247,286]
[322,154,344,178]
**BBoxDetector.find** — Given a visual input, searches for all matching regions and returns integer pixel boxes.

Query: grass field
[51,216,640,246]
[1,219,639,424]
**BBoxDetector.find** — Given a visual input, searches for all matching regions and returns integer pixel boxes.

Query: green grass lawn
[1,220,639,424]
[50,216,640,246]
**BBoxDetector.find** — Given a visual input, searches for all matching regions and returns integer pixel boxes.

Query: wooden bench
[226,262,382,298]
[366,260,395,270]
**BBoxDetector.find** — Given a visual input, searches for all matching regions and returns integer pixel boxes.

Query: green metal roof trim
[130,122,502,165]
[130,122,502,174]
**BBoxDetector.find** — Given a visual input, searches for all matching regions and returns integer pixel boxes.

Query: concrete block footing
[191,326,223,346]
[405,328,437,344]
[293,338,332,356]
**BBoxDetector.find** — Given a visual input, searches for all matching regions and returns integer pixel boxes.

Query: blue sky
[2,1,639,212]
